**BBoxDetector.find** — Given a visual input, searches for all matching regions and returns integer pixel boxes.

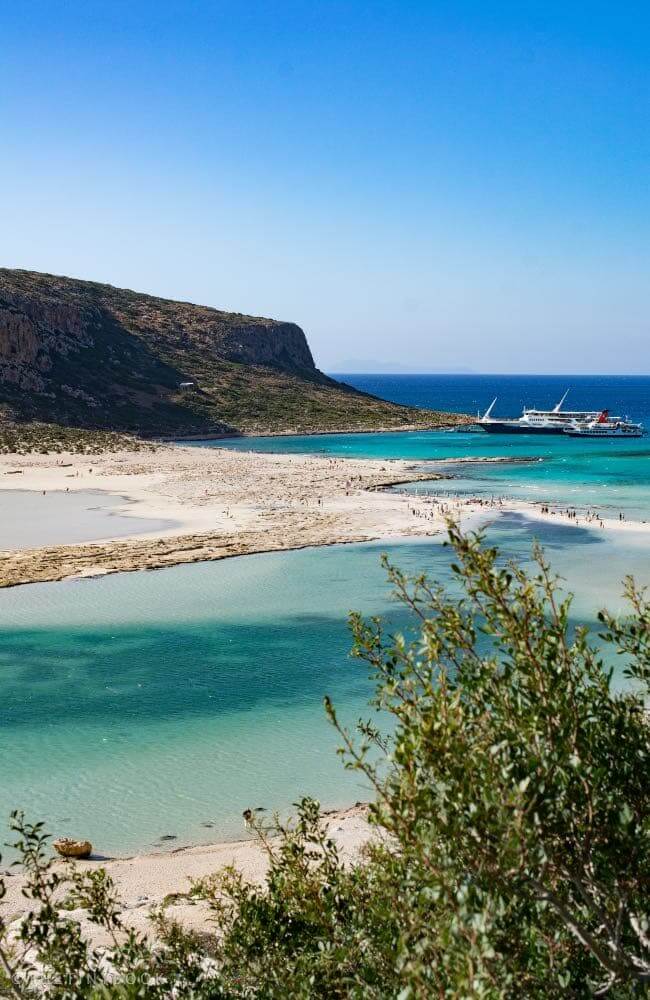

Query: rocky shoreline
[168,416,471,442]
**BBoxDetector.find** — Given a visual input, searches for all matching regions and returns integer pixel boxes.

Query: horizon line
[328,371,650,378]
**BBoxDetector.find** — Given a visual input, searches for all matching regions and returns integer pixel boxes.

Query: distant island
[0,269,469,446]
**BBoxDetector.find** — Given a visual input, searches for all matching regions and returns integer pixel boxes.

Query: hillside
[0,270,467,437]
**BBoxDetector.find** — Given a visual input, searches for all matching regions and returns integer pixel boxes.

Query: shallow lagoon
[4,374,650,855]
[0,490,176,550]
[0,513,647,857]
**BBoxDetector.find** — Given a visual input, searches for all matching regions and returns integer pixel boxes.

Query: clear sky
[2,1,649,373]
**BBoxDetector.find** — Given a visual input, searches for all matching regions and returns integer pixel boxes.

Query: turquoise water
[209,429,650,517]
[399,449,650,523]
[0,515,647,858]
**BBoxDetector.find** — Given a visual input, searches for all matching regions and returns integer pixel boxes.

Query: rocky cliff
[0,269,465,436]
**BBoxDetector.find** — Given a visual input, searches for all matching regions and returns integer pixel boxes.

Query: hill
[0,270,467,438]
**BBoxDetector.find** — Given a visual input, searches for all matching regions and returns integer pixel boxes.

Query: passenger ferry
[564,411,644,438]
[477,390,600,434]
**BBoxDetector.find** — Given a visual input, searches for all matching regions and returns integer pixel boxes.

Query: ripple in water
[0,519,647,857]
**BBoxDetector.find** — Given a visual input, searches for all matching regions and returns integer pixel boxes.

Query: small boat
[53,837,93,859]
[564,411,644,438]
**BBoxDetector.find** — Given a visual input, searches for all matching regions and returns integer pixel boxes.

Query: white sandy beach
[0,444,467,587]
[0,444,451,540]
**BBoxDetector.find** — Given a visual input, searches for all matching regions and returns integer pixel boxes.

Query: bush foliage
[0,421,153,455]
[1,526,648,998]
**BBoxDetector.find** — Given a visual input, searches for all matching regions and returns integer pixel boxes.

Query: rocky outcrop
[0,306,43,366]
[0,270,328,434]
[215,320,314,370]
[0,269,315,380]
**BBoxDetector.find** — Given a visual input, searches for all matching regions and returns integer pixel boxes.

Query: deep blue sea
[330,373,650,425]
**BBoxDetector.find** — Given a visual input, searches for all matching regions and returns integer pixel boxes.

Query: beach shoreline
[1,443,646,588]
[165,417,469,442]
[1,803,374,946]
[0,444,461,588]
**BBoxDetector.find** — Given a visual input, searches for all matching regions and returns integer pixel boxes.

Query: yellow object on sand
[53,838,92,859]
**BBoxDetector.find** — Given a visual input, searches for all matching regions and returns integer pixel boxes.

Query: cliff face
[0,269,465,436]
[0,297,93,393]
[0,270,325,434]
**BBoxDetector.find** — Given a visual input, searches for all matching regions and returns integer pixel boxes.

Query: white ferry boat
[564,411,644,438]
[477,390,601,435]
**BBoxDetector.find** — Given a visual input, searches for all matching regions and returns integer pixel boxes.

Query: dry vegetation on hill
[0,269,469,442]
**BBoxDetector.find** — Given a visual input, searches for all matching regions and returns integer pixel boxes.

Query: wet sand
[0,489,178,550]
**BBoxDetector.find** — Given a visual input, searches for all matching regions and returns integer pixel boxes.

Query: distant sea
[330,373,650,425]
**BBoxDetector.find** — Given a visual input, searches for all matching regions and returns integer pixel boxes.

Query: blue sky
[2,1,648,373]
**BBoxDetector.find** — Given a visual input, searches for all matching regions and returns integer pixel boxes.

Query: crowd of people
[395,486,627,533]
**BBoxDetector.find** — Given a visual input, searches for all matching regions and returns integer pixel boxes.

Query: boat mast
[553,388,570,413]
[480,397,498,421]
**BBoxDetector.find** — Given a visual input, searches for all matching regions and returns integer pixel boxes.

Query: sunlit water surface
[0,514,647,858]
